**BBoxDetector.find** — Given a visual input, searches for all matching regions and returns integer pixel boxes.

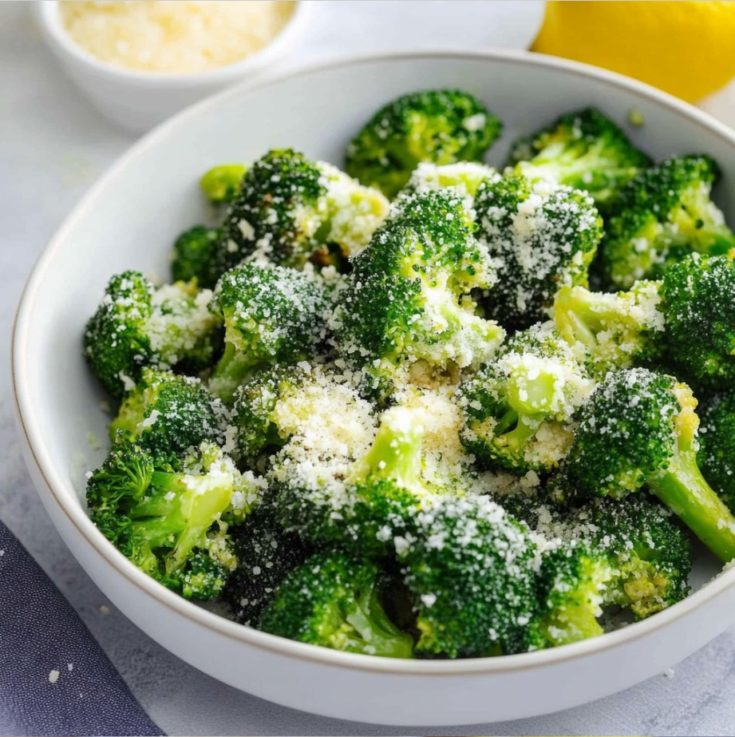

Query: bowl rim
[35,0,308,86]
[13,48,735,677]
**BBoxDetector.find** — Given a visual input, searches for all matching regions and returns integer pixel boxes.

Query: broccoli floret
[600,155,735,289]
[553,281,665,375]
[224,499,308,625]
[530,494,691,646]
[199,164,247,204]
[171,225,222,288]
[259,551,414,658]
[273,401,421,554]
[109,368,229,465]
[397,494,538,657]
[699,391,735,514]
[84,272,220,399]
[402,161,500,208]
[460,322,594,474]
[661,252,735,389]
[508,108,651,208]
[207,263,329,402]
[273,384,471,556]
[217,149,388,273]
[231,366,306,468]
[536,542,614,646]
[577,497,692,619]
[338,189,504,392]
[476,174,603,330]
[86,442,262,599]
[345,89,501,198]
[563,367,735,562]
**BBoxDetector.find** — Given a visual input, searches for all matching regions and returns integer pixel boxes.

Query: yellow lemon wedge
[532,1,735,102]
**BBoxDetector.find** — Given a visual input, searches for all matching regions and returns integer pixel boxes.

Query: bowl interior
[16,53,732,636]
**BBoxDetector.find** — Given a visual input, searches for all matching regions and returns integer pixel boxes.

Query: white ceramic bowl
[13,51,735,727]
[34,0,308,134]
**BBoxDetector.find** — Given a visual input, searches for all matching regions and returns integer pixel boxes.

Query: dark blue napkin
[0,521,164,736]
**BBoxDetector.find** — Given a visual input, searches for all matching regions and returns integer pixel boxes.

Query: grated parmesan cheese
[59,1,295,75]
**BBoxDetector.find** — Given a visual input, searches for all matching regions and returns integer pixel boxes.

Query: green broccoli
[273,385,473,557]
[402,161,500,206]
[345,89,501,198]
[536,542,614,646]
[563,367,735,562]
[199,164,247,204]
[397,494,538,657]
[272,399,417,554]
[553,281,665,375]
[698,390,735,514]
[207,263,329,402]
[530,495,691,646]
[110,368,229,465]
[171,225,222,288]
[508,107,651,208]
[84,272,220,399]
[600,155,735,289]
[259,551,414,657]
[475,173,603,330]
[231,366,306,468]
[577,497,692,620]
[217,149,388,273]
[338,189,504,392]
[224,499,308,625]
[660,252,735,389]
[86,442,262,599]
[460,322,594,474]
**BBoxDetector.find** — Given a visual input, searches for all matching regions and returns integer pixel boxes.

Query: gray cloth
[0,520,163,736]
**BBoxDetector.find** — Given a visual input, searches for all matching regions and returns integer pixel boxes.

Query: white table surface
[3,2,735,735]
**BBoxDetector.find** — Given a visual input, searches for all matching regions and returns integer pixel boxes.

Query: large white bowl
[13,51,735,727]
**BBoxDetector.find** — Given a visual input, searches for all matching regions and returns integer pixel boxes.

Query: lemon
[532,1,735,102]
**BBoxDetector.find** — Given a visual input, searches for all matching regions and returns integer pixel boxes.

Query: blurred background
[4,2,735,736]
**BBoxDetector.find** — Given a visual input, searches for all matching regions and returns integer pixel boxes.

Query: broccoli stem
[650,452,735,562]
[494,410,544,455]
[210,343,258,402]
[356,410,423,492]
[341,584,414,658]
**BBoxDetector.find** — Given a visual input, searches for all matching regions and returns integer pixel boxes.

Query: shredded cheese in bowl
[59,1,296,75]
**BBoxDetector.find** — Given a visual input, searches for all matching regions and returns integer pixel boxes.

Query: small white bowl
[13,51,735,726]
[34,0,308,134]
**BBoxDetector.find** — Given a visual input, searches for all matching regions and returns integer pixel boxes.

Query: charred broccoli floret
[199,164,247,204]
[86,442,262,599]
[208,263,329,402]
[109,368,229,465]
[171,225,222,288]
[563,367,735,562]
[259,551,414,657]
[84,272,220,398]
[699,390,735,514]
[508,108,651,208]
[217,149,388,273]
[476,174,603,330]
[600,155,735,289]
[338,189,504,392]
[224,499,308,625]
[345,89,501,198]
[460,323,594,473]
[398,494,538,657]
